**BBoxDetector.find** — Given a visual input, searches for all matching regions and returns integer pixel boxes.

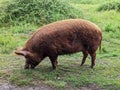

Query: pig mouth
[24,64,30,69]
[30,64,36,69]
[24,64,36,69]
[24,61,39,69]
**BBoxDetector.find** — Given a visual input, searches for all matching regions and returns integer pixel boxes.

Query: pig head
[15,49,42,69]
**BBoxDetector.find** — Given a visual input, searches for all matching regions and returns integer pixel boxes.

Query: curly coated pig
[15,19,102,69]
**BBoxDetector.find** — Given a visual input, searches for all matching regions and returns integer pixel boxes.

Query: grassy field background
[0,0,120,89]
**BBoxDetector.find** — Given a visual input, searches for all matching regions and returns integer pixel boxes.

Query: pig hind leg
[80,51,88,66]
[88,46,98,68]
[49,55,58,70]
[89,52,96,68]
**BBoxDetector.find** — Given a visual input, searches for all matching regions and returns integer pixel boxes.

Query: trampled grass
[0,0,120,89]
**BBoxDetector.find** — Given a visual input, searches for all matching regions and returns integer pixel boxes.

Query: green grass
[97,1,120,12]
[1,55,120,89]
[0,23,38,54]
[0,0,82,27]
[0,0,120,89]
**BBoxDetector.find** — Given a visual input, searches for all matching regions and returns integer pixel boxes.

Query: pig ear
[14,50,30,57]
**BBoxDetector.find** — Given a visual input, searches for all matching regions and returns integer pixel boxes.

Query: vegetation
[0,0,81,27]
[0,0,120,89]
[97,1,120,11]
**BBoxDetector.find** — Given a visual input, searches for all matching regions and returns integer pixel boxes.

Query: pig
[15,19,102,70]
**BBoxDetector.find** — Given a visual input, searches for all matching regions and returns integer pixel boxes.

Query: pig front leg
[24,59,30,69]
[49,55,58,70]
[24,63,29,69]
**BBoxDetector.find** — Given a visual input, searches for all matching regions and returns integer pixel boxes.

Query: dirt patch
[0,83,55,90]
[0,83,102,90]
[79,84,101,90]
[0,80,54,90]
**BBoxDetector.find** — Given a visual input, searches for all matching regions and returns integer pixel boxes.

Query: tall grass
[0,0,82,27]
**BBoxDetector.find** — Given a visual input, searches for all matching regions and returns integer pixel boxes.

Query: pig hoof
[90,66,94,69]
[80,64,83,66]
[52,67,56,70]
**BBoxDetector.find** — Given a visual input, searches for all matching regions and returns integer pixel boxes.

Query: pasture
[0,0,120,89]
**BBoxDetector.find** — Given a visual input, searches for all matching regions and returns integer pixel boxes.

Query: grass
[1,55,120,89]
[0,23,38,54]
[0,0,120,89]
[0,0,81,27]
[97,1,120,12]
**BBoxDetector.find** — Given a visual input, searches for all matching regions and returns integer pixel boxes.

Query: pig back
[25,19,102,55]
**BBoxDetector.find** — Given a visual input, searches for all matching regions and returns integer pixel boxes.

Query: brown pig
[15,19,102,69]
